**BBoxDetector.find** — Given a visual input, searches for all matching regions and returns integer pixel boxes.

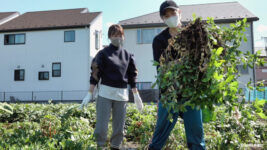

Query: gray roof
[0,12,19,21]
[0,8,101,32]
[119,1,259,28]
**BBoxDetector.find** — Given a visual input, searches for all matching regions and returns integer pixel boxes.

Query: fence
[244,87,267,101]
[0,87,265,103]
[0,90,88,103]
[0,89,159,103]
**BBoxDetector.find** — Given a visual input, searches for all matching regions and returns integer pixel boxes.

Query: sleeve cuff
[130,82,137,89]
[90,79,98,85]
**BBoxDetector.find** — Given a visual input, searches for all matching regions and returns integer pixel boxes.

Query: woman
[79,24,144,150]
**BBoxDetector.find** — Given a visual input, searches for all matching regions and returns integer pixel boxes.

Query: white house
[119,1,259,91]
[255,37,267,87]
[0,8,102,102]
[255,37,267,56]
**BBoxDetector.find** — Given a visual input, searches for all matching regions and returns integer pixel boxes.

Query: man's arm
[152,37,161,62]
[152,37,163,73]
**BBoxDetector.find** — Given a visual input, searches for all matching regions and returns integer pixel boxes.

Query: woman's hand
[79,91,93,110]
[133,89,144,112]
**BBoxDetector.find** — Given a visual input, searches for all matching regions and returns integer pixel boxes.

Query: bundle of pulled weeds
[157,18,224,108]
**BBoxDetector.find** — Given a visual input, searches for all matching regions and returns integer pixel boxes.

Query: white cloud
[257,24,267,32]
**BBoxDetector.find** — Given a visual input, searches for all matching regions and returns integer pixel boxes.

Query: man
[148,1,206,150]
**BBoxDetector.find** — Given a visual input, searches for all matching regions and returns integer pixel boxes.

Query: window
[14,69,25,81]
[52,62,61,77]
[237,65,249,74]
[137,28,163,44]
[64,30,75,42]
[39,72,49,80]
[261,66,267,72]
[263,37,267,51]
[95,30,100,50]
[5,34,25,45]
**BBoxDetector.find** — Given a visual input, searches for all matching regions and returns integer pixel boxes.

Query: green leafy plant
[152,16,266,121]
[252,98,267,119]
[40,114,61,138]
[0,103,266,150]
[0,103,13,114]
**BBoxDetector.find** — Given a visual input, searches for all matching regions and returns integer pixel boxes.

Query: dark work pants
[148,100,206,150]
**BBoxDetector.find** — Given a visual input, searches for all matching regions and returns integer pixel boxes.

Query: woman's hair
[108,24,124,38]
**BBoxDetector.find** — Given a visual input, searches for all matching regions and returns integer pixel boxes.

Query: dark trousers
[148,101,206,150]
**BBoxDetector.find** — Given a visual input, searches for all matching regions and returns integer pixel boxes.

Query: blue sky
[0,0,266,45]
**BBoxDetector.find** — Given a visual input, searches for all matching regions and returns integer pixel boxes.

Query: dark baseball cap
[160,1,179,17]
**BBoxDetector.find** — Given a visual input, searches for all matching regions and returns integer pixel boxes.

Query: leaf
[215,47,224,56]
[256,50,262,56]
[202,78,210,82]
[164,71,172,79]
[202,108,216,123]
[0,103,13,114]
[230,81,239,88]
[152,60,160,66]
[192,13,197,21]
[226,75,235,83]
[243,18,247,23]
[213,72,223,80]
[151,82,157,89]
[257,112,267,119]
[254,98,266,107]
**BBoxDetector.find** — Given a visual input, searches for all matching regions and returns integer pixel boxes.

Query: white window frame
[95,30,101,50]
[136,28,163,44]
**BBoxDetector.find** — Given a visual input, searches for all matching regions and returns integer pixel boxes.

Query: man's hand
[133,91,144,112]
[79,91,93,110]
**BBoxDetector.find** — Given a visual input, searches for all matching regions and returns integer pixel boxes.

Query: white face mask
[164,15,180,28]
[110,37,124,47]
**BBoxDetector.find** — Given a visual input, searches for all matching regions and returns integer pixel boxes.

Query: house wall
[0,28,91,101]
[256,57,267,86]
[123,27,164,86]
[89,12,103,58]
[88,13,103,84]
